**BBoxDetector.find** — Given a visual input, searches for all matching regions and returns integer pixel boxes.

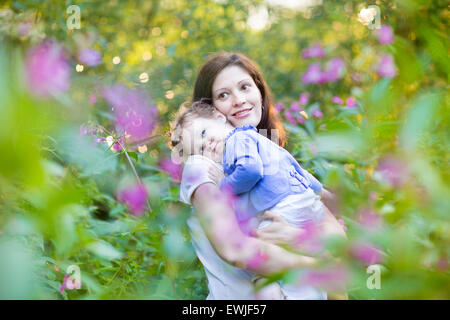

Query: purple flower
[299,92,310,105]
[79,124,97,137]
[346,97,357,107]
[95,136,106,144]
[350,242,384,265]
[284,109,297,125]
[274,103,285,113]
[59,274,81,294]
[117,183,148,216]
[295,222,323,253]
[17,22,31,37]
[302,44,325,59]
[332,96,344,105]
[25,41,71,97]
[338,219,347,231]
[377,25,394,45]
[357,208,382,230]
[102,84,158,142]
[312,108,323,118]
[295,115,306,124]
[159,158,182,182]
[78,48,102,66]
[247,251,269,269]
[320,58,345,83]
[290,101,302,112]
[377,54,397,78]
[301,265,349,292]
[301,63,322,84]
[376,155,408,187]
[89,93,97,105]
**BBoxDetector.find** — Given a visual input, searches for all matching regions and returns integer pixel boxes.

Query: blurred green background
[0,0,448,299]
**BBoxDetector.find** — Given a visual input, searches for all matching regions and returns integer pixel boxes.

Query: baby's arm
[220,133,264,194]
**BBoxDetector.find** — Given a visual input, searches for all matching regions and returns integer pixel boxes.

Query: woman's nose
[232,92,245,107]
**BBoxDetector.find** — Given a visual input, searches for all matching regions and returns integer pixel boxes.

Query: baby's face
[182,115,232,163]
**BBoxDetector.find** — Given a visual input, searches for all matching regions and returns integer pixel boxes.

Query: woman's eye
[218,92,228,99]
[242,84,250,90]
[201,129,206,137]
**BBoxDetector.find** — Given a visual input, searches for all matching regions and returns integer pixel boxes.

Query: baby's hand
[208,165,225,186]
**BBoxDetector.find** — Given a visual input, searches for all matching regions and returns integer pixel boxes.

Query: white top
[181,155,257,299]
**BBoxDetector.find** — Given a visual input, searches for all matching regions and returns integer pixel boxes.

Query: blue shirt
[220,125,322,216]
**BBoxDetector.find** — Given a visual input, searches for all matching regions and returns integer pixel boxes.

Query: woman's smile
[232,107,253,119]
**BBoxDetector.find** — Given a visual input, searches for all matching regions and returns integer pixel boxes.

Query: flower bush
[0,0,448,300]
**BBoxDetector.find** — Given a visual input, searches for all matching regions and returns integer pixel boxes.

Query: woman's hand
[254,211,300,248]
[208,164,225,186]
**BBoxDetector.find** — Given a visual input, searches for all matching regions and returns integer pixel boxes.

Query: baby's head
[171,100,234,163]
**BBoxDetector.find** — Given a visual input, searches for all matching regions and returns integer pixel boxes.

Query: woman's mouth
[232,107,253,119]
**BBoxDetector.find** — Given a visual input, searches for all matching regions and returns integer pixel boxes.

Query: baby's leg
[253,277,284,300]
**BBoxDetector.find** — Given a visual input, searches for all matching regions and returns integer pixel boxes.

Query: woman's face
[211,65,262,128]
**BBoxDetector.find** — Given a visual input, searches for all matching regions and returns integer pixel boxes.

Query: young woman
[172,52,346,299]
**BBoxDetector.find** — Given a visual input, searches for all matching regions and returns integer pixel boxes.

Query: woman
[175,52,346,299]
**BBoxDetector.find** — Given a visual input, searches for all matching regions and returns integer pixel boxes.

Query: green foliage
[0,0,448,299]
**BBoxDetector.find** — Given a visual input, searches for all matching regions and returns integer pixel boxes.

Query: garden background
[0,0,448,299]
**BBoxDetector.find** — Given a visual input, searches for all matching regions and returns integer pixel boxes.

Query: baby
[172,101,328,300]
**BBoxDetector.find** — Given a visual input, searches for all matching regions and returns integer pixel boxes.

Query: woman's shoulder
[184,154,222,170]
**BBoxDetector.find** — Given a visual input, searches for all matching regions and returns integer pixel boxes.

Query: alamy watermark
[366,264,381,289]
[66,5,81,30]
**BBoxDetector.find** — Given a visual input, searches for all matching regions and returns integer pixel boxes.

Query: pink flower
[350,242,384,265]
[295,222,323,253]
[376,155,408,187]
[290,101,302,112]
[332,96,344,105]
[247,250,269,269]
[159,158,182,182]
[357,208,383,230]
[436,257,448,271]
[89,93,97,105]
[310,142,317,155]
[78,48,102,66]
[274,103,285,112]
[25,41,71,97]
[377,25,394,45]
[346,97,357,107]
[102,84,158,141]
[295,115,306,124]
[302,44,325,59]
[301,63,322,84]
[320,58,345,83]
[311,108,323,118]
[377,54,397,78]
[117,183,148,216]
[59,274,81,294]
[17,22,31,37]
[369,191,378,201]
[299,92,310,105]
[284,109,297,125]
[338,219,347,231]
[300,265,349,292]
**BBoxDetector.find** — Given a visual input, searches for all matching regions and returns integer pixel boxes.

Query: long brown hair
[192,52,286,146]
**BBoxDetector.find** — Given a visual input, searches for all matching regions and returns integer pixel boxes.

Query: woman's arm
[191,182,317,275]
[255,205,346,253]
